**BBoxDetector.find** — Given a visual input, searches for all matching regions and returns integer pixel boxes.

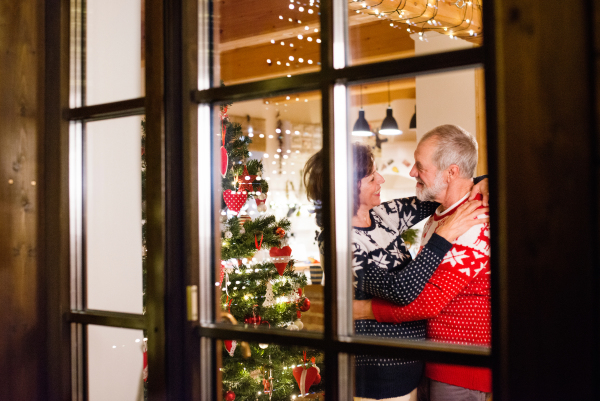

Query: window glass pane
[87,325,146,401]
[213,92,324,333]
[83,0,144,105]
[85,116,145,314]
[346,351,491,399]
[213,0,321,86]
[344,69,490,398]
[218,340,325,399]
[348,0,483,66]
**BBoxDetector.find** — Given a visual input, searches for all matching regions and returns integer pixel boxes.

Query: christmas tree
[218,105,325,400]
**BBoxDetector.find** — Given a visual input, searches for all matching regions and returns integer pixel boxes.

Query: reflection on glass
[216,93,324,333]
[214,0,321,86]
[347,71,490,399]
[88,326,146,401]
[85,0,144,105]
[220,341,324,400]
[85,116,144,314]
[348,0,482,66]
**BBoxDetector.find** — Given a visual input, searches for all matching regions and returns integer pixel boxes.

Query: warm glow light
[297,34,303,39]
[289,4,294,9]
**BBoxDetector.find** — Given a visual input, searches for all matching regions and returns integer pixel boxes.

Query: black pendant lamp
[352,86,373,137]
[409,106,417,130]
[379,81,402,136]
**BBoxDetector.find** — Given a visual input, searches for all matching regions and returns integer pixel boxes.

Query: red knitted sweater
[372,193,491,393]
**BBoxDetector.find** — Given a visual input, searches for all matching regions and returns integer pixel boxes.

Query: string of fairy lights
[264,0,482,78]
[351,0,483,39]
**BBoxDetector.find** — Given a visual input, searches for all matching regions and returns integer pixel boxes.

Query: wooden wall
[0,1,46,399]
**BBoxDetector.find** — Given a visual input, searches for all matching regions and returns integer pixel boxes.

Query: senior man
[355,124,492,401]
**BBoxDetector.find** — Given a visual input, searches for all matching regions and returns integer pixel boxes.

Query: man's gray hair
[420,124,478,178]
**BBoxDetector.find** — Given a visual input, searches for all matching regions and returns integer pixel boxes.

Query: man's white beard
[416,171,447,202]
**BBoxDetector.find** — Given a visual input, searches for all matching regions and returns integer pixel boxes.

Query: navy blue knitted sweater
[352,197,453,399]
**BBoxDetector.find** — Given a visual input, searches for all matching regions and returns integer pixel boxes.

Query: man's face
[410,138,448,202]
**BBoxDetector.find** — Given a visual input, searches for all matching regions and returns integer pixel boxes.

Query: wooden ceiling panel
[349,21,415,64]
[216,0,320,43]
[220,37,321,85]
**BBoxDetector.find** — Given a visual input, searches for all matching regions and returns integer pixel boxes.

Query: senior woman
[303,143,488,401]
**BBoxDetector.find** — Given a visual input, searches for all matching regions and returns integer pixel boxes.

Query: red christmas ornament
[269,246,292,276]
[313,373,322,385]
[223,340,237,356]
[298,297,311,312]
[275,227,286,238]
[292,366,319,394]
[224,390,236,401]
[244,315,262,325]
[223,189,247,213]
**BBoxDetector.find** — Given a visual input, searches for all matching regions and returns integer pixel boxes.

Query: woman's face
[358,165,385,210]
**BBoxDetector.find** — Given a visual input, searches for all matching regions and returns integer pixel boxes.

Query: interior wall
[0,1,46,400]
[415,32,477,141]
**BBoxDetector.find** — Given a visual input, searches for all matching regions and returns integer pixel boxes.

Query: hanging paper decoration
[237,165,257,193]
[219,262,225,287]
[224,340,237,356]
[269,245,292,276]
[255,192,268,212]
[255,232,264,250]
[294,318,304,330]
[223,189,247,213]
[220,107,229,177]
[313,371,322,385]
[221,146,228,177]
[263,281,275,307]
[292,365,319,395]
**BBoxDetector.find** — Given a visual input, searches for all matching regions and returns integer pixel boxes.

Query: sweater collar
[433,192,471,221]
[353,209,376,231]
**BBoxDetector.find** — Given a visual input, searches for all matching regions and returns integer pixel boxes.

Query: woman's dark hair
[303,143,374,225]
